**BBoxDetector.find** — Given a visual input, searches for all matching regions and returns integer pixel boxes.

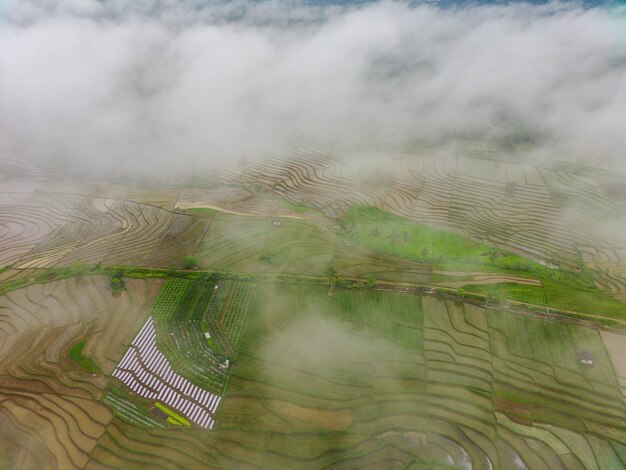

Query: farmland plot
[106,278,255,428]
[204,280,255,355]
[0,276,162,469]
[0,276,162,398]
[489,312,626,431]
[1,278,623,468]
[213,286,624,469]
[16,198,150,267]
[222,150,626,301]
[194,211,431,283]
[91,284,623,469]
[8,194,209,270]
[1,150,625,469]
[0,203,73,268]
[110,317,221,429]
[0,391,113,470]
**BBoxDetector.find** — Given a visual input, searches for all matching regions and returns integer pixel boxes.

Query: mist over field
[1,0,626,173]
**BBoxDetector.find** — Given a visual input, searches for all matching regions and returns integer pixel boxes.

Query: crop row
[155,320,227,393]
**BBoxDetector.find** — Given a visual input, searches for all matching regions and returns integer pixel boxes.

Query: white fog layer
[1,0,625,172]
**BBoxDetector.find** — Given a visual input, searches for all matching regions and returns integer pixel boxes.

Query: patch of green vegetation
[0,261,101,295]
[155,402,190,426]
[259,251,280,265]
[0,264,13,275]
[340,205,482,259]
[102,386,167,428]
[203,280,255,357]
[172,278,214,321]
[339,205,558,275]
[69,339,102,373]
[543,280,626,319]
[109,270,125,292]
[182,255,199,269]
[188,207,218,216]
[149,278,191,319]
[325,265,340,289]
[337,205,621,316]
[462,283,547,306]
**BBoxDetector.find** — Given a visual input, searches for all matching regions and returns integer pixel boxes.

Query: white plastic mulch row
[112,317,221,429]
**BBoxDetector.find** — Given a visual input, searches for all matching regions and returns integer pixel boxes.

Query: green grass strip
[68,339,102,373]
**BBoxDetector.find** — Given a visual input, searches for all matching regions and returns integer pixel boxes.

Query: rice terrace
[2,0,626,468]
[0,146,625,470]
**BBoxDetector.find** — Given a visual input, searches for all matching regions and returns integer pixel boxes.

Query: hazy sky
[1,0,625,172]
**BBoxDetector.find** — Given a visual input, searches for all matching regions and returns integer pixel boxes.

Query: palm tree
[388,230,399,246]
[369,227,381,239]
[325,265,340,291]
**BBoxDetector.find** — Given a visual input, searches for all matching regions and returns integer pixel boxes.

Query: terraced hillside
[14,196,207,269]
[0,272,623,469]
[220,150,626,301]
[0,276,162,397]
[85,284,626,469]
[0,391,112,469]
[2,149,625,315]
[0,276,162,468]
[0,185,431,285]
[0,149,625,469]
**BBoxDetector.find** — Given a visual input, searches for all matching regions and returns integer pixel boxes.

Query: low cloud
[1,0,625,174]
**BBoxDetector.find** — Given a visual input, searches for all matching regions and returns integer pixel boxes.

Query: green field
[203,280,255,356]
[188,207,219,216]
[193,211,432,284]
[149,278,192,320]
[462,282,547,305]
[171,278,216,322]
[339,205,582,279]
[102,386,167,429]
[106,276,255,417]
[155,320,228,393]
[337,205,626,318]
